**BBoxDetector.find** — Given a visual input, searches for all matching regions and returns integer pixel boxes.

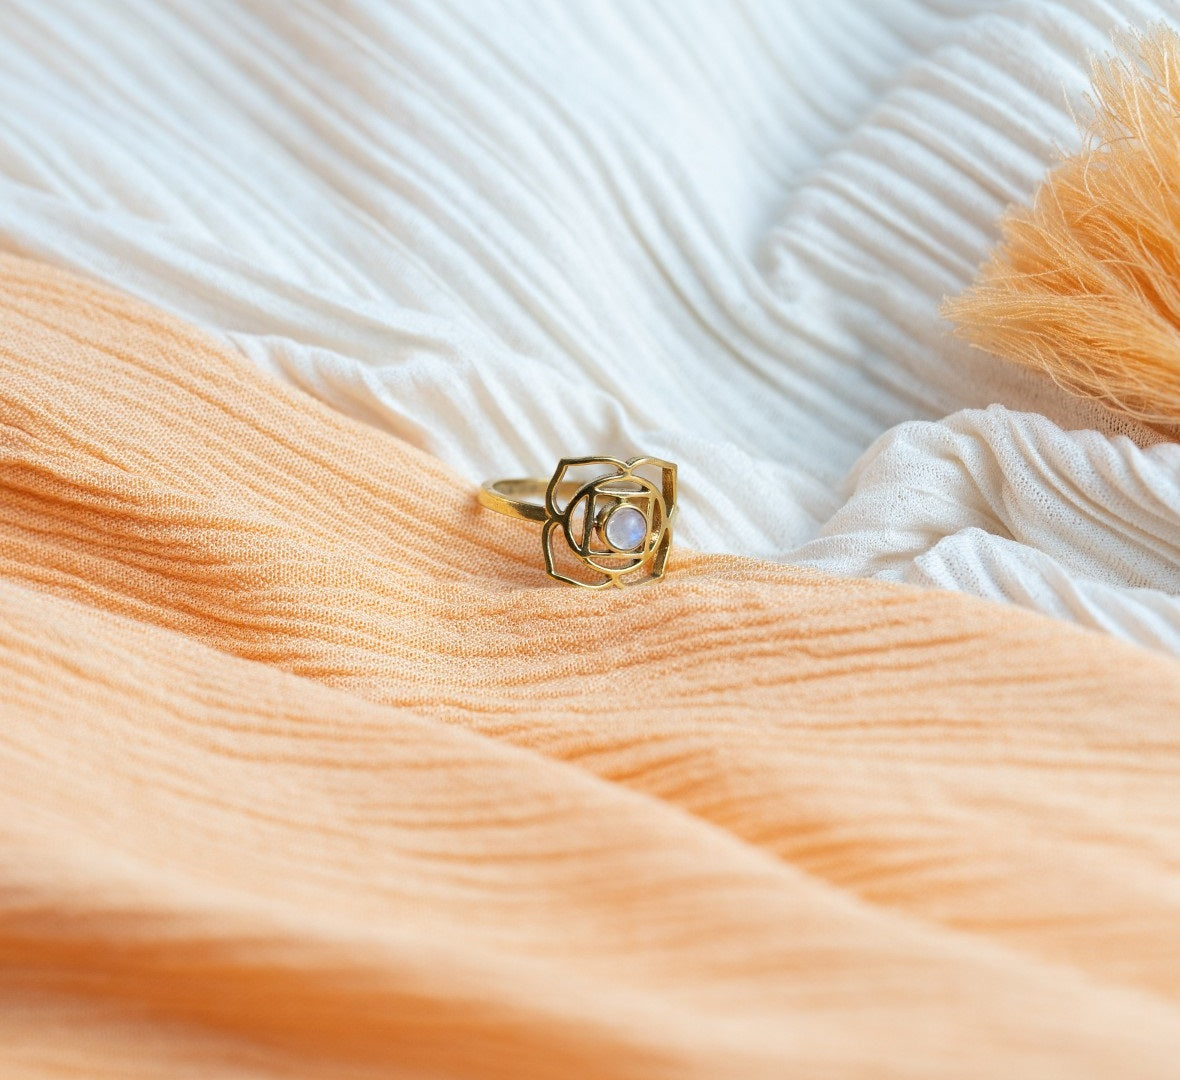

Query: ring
[479,456,678,589]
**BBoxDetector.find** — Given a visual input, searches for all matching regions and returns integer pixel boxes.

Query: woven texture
[0,1,1178,651]
[3,256,1180,1077]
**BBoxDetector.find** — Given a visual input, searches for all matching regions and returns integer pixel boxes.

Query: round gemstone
[603,506,647,552]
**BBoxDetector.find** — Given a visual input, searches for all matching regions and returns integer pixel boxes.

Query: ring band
[478,478,578,523]
[479,456,678,589]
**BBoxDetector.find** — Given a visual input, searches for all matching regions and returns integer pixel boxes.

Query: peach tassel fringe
[945,27,1180,429]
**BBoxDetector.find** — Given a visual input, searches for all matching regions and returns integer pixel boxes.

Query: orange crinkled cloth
[1,255,1179,1078]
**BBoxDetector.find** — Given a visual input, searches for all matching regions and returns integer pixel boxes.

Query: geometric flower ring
[478,456,677,588]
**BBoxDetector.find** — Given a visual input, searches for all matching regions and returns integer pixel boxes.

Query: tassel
[945,27,1180,429]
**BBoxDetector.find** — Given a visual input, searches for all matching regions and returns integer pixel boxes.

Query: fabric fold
[3,0,1179,652]
[794,405,1180,652]
[3,255,1180,1076]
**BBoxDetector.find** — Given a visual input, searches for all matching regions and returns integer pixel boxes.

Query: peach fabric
[947,29,1180,430]
[2,254,1179,1077]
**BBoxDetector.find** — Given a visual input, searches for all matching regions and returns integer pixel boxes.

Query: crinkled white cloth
[796,406,1180,651]
[1,0,1178,650]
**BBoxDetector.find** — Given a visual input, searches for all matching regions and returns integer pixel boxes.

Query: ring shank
[479,478,583,522]
[478,478,551,522]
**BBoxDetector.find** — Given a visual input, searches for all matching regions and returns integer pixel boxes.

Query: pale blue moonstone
[604,506,647,551]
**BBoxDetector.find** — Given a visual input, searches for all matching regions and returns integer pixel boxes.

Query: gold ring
[479,456,678,589]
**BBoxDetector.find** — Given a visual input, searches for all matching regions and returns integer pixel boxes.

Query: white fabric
[1,0,1178,650]
[796,407,1180,647]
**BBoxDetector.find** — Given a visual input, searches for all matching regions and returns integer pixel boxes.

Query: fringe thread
[945,27,1180,429]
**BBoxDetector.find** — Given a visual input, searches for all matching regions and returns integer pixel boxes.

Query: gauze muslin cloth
[2,256,1180,1077]
[0,1,1178,650]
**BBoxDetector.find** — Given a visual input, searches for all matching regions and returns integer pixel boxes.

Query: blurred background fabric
[0,0,1177,649]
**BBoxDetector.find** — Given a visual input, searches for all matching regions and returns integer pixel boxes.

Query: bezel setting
[542,456,677,589]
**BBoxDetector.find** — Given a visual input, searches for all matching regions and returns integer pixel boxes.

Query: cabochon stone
[604,506,647,551]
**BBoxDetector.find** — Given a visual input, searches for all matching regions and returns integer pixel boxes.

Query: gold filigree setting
[478,456,678,589]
